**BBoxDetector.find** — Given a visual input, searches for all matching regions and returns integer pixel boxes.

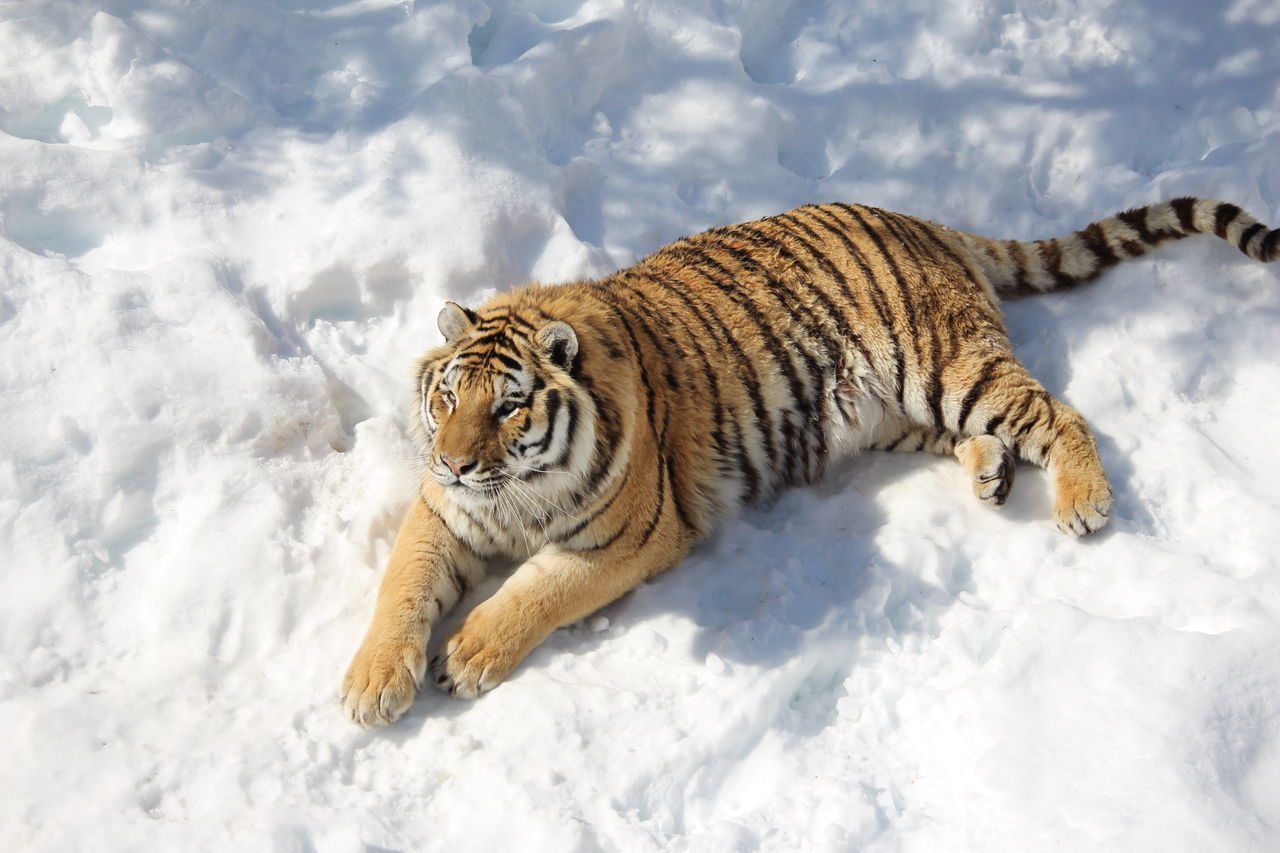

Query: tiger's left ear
[536,321,578,370]
[438,301,477,344]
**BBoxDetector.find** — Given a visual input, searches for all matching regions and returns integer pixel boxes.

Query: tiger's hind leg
[871,422,1016,506]
[953,359,1112,536]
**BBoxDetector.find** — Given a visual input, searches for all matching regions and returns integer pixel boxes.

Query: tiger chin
[341,197,1279,726]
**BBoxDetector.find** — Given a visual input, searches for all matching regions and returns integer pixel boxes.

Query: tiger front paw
[431,604,530,699]
[1053,478,1113,537]
[341,634,427,727]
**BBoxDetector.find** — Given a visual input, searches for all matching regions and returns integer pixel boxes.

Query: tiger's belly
[704,349,893,514]
[816,349,893,467]
[821,383,890,465]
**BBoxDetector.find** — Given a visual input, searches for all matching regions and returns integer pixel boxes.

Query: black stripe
[572,373,627,505]
[603,269,738,480]
[1035,239,1074,290]
[1238,222,1265,254]
[1079,222,1119,270]
[453,357,522,389]
[882,209,982,292]
[1263,229,1280,262]
[760,218,878,371]
[607,278,685,398]
[1008,390,1049,439]
[446,563,467,597]
[462,329,524,350]
[826,204,922,411]
[534,390,561,453]
[661,243,811,487]
[1002,391,1037,437]
[417,365,436,401]
[552,464,630,544]
[476,311,537,333]
[634,451,668,550]
[418,498,475,556]
[993,239,1024,292]
[981,414,1006,435]
[587,286,664,448]
[955,357,1007,433]
[694,234,832,481]
[564,520,628,553]
[729,225,851,364]
[586,286,703,529]
[825,204,922,382]
[487,350,525,373]
[871,210,946,428]
[435,502,496,560]
[1014,413,1040,439]
[662,433,698,533]
[607,271,767,500]
[882,212,992,371]
[1213,203,1241,239]
[788,208,907,413]
[1009,240,1031,294]
[882,430,912,452]
[1171,197,1199,233]
[1116,206,1155,243]
[550,398,580,468]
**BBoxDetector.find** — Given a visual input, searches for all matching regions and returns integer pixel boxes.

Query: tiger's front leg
[342,497,484,726]
[432,538,685,699]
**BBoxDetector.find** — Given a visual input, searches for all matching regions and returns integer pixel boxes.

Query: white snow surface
[2,1,1280,850]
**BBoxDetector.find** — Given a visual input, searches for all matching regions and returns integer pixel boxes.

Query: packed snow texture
[2,1,1279,850]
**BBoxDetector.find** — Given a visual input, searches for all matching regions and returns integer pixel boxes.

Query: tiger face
[425,366,530,493]
[414,301,591,511]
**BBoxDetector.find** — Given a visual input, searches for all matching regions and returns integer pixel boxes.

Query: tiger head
[412,300,595,509]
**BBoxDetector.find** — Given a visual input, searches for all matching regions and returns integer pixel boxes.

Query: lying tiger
[342,197,1278,726]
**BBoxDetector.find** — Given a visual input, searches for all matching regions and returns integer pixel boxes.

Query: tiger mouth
[455,476,506,496]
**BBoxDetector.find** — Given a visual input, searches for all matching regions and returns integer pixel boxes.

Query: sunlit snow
[2,1,1279,850]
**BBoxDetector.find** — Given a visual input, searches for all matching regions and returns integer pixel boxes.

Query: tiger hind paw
[955,435,1016,507]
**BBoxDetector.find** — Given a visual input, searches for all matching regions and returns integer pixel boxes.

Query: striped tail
[959,198,1280,298]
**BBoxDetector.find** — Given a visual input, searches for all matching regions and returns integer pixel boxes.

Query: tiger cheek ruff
[341,197,1280,726]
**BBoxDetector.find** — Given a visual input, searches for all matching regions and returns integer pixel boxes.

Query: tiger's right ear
[438,302,477,344]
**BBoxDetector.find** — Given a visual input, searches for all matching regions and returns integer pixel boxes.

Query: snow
[2,0,1279,849]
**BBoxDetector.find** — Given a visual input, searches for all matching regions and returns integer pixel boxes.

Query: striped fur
[342,197,1279,725]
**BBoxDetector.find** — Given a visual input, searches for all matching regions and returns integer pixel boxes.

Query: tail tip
[1264,228,1280,263]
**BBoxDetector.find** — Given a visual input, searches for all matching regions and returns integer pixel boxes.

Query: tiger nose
[441,455,477,476]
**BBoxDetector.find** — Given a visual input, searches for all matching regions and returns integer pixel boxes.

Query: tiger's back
[341,197,1279,726]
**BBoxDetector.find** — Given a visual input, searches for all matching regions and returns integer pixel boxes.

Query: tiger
[341,196,1279,726]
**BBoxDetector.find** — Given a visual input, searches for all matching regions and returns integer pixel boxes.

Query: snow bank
[1,0,1278,850]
